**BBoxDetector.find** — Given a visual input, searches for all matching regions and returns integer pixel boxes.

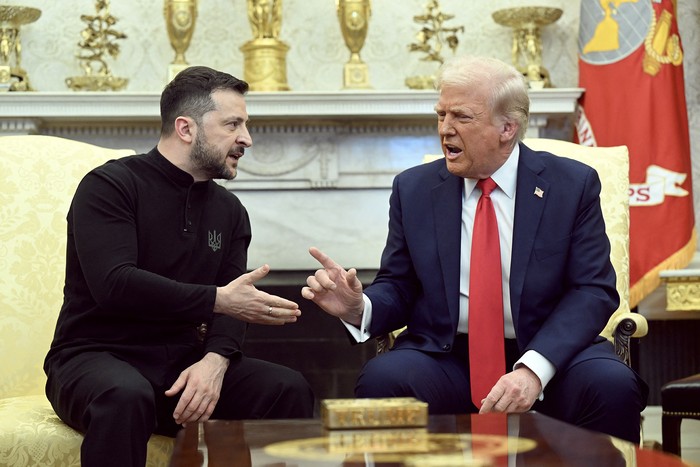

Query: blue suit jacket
[365,142,620,372]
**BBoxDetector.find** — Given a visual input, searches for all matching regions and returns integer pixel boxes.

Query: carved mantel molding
[0,88,582,127]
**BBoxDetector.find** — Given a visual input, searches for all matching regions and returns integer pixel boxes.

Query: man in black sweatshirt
[44,66,314,467]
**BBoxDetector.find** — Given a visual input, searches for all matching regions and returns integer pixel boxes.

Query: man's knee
[356,356,395,397]
[355,353,423,398]
[580,359,645,411]
[89,377,156,423]
[277,368,313,400]
[221,361,314,419]
[543,357,646,443]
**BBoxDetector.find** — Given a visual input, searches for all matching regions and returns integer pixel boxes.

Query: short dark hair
[160,66,249,136]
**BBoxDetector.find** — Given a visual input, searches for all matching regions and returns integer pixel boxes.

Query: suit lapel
[510,144,549,332]
[432,164,463,324]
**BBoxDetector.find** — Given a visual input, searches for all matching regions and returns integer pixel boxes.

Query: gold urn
[164,0,198,82]
[241,0,290,91]
[336,0,372,89]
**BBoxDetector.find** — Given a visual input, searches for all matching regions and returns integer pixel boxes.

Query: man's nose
[439,119,455,135]
[238,127,253,147]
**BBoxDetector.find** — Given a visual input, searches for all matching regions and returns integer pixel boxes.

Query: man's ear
[174,116,196,143]
[499,119,518,142]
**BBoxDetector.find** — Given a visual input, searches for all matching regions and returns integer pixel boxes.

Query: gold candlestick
[337,0,371,89]
[240,0,290,91]
[492,6,562,89]
[65,0,128,91]
[164,0,198,82]
[0,5,41,92]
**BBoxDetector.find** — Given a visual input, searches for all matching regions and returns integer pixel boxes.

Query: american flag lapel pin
[534,187,544,198]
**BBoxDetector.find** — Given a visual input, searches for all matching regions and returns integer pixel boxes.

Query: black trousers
[356,334,646,444]
[45,351,314,467]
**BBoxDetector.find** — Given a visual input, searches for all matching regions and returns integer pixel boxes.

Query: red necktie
[469,177,505,409]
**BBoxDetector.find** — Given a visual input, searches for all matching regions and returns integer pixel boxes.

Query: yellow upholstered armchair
[0,136,173,466]
[378,138,648,367]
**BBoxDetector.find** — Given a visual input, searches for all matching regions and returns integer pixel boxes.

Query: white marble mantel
[0,89,582,271]
[0,88,582,125]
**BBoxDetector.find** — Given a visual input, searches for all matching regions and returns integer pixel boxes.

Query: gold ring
[268,306,273,315]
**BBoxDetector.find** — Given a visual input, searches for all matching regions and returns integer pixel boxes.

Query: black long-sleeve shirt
[45,148,251,385]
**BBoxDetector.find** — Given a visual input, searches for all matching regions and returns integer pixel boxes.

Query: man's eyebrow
[434,105,467,113]
[224,116,249,125]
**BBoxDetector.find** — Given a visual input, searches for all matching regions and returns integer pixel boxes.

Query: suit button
[442,344,451,351]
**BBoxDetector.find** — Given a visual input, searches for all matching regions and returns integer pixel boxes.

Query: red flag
[576,0,695,307]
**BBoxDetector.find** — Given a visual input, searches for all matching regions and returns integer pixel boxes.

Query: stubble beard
[191,132,236,180]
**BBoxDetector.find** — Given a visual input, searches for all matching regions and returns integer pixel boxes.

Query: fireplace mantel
[0,88,582,127]
[0,89,583,270]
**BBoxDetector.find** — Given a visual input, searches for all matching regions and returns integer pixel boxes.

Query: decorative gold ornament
[0,5,41,92]
[241,0,290,91]
[660,271,700,312]
[265,432,536,463]
[164,0,198,82]
[492,6,563,89]
[405,0,464,90]
[336,0,372,90]
[643,7,683,76]
[65,0,128,92]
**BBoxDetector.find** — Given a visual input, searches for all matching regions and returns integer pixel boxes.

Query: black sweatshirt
[45,148,251,385]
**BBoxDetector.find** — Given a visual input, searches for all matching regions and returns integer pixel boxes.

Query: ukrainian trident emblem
[208,230,221,252]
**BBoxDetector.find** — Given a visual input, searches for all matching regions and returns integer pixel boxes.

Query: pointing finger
[308,247,340,270]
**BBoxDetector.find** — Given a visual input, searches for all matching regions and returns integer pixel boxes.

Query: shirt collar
[464,143,520,199]
[149,146,198,187]
[492,143,519,199]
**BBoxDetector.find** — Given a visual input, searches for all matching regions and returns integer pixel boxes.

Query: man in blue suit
[302,55,647,443]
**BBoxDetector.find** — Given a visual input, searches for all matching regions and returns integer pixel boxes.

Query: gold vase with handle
[164,0,198,82]
[337,0,371,89]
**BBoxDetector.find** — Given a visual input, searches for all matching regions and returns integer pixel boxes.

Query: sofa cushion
[0,395,173,466]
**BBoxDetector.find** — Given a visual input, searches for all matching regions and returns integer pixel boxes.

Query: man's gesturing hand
[479,366,541,414]
[214,264,301,325]
[165,352,228,425]
[301,247,364,326]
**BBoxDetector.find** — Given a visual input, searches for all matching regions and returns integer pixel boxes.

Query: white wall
[6,0,700,239]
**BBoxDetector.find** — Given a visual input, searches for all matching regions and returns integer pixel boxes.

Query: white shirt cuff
[515,350,556,401]
[341,294,373,343]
